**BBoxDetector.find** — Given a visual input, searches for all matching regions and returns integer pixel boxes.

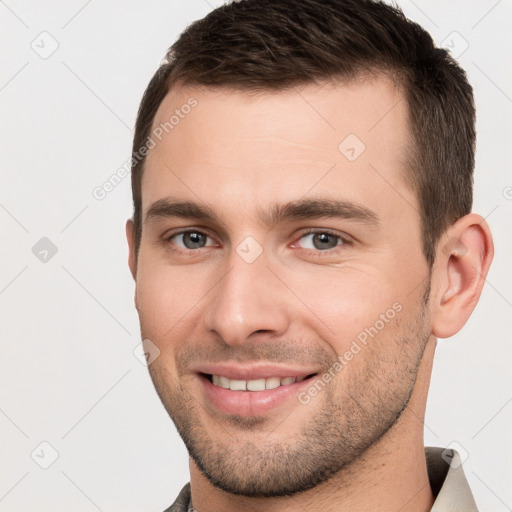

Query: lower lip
[199,374,315,417]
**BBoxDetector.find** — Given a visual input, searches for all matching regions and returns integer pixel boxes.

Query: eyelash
[164,228,351,256]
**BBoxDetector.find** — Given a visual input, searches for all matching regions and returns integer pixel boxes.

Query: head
[126,0,493,498]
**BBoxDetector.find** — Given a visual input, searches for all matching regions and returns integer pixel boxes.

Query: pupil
[184,232,205,249]
[313,233,337,250]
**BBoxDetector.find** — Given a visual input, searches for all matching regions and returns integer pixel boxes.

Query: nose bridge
[203,245,290,345]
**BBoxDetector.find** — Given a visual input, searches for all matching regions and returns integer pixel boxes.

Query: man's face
[129,78,432,495]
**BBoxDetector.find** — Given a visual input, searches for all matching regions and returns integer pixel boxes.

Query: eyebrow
[145,197,222,224]
[144,196,379,228]
[263,198,379,227]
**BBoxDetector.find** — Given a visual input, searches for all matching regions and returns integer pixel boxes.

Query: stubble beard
[144,290,431,497]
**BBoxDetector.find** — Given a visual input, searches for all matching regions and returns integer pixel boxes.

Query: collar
[426,446,478,511]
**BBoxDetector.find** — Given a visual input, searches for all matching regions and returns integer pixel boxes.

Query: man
[125,0,494,510]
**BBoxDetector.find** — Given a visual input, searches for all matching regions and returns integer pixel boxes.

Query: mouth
[196,368,320,417]
[203,373,317,391]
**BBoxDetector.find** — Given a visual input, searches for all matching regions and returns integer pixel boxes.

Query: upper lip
[192,363,320,381]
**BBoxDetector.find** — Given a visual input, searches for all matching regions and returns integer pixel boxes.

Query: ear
[126,219,137,280]
[430,213,494,338]
[125,219,139,310]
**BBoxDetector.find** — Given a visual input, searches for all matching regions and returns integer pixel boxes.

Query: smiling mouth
[203,373,318,391]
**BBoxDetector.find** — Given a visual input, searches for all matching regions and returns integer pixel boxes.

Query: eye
[294,231,345,251]
[169,231,216,250]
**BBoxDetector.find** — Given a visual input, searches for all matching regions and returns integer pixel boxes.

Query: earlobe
[431,214,494,339]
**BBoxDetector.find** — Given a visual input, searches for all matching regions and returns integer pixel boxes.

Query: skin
[126,77,493,512]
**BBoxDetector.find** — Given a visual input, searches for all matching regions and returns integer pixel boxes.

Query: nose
[202,249,291,346]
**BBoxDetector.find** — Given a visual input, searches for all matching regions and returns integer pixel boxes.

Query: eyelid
[163,226,213,240]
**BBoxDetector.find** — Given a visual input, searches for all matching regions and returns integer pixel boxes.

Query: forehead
[141,77,417,225]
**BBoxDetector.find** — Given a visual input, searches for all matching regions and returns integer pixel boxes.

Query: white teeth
[265,377,281,390]
[211,374,302,391]
[229,379,247,391]
[247,378,266,391]
[219,376,230,389]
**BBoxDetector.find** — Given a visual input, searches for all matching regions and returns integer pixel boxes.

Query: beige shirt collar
[427,446,478,511]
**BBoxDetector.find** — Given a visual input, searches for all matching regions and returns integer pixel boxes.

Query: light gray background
[1,1,511,511]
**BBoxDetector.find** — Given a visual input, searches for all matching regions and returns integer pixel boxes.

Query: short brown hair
[131,0,475,266]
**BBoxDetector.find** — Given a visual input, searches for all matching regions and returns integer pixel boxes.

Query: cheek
[135,260,210,348]
[287,265,405,352]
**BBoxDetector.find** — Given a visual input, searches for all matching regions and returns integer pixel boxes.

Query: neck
[189,338,437,512]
